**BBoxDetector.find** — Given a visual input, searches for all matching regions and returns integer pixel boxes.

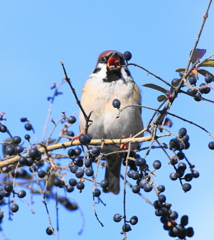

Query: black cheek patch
[93,68,101,74]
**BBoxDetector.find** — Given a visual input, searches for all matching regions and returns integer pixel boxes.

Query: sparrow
[79,50,143,194]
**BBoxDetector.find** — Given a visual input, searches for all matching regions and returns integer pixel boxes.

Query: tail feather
[105,153,122,194]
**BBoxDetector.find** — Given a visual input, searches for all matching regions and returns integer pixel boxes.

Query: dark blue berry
[153,160,161,169]
[4,184,13,192]
[69,178,77,186]
[76,182,85,190]
[178,128,187,137]
[69,165,78,173]
[122,223,132,232]
[205,75,213,83]
[182,183,191,192]
[24,134,31,141]
[46,227,54,235]
[10,203,19,212]
[75,168,84,178]
[0,125,7,132]
[18,156,27,165]
[123,51,132,61]
[112,99,121,109]
[132,185,140,193]
[17,190,26,198]
[188,76,197,85]
[38,170,46,178]
[135,158,146,166]
[143,183,153,192]
[84,158,92,167]
[113,213,122,222]
[6,146,15,156]
[12,136,22,144]
[67,116,76,124]
[24,123,33,131]
[93,188,101,197]
[79,134,91,144]
[208,141,214,150]
[157,185,165,192]
[85,168,94,176]
[91,146,100,156]
[100,179,109,189]
[130,216,138,225]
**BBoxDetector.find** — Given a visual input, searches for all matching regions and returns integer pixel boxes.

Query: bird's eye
[101,57,107,62]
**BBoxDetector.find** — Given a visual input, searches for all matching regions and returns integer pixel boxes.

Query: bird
[79,50,143,194]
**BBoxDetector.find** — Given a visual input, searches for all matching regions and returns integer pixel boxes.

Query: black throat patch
[103,69,122,82]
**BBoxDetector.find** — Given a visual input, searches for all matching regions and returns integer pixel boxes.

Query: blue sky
[0,1,214,240]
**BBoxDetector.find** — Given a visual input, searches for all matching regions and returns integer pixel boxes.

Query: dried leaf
[157,95,166,102]
[57,197,78,211]
[197,69,214,77]
[190,49,206,63]
[142,84,167,94]
[198,59,214,67]
[175,68,185,73]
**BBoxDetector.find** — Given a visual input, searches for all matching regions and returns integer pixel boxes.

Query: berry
[187,88,197,96]
[24,134,31,141]
[169,138,179,149]
[20,117,28,122]
[66,185,74,192]
[188,76,197,85]
[177,162,186,171]
[153,160,161,169]
[4,184,13,192]
[180,215,188,226]
[132,185,140,193]
[208,141,214,150]
[68,149,76,157]
[67,131,75,137]
[184,173,193,182]
[186,227,194,237]
[79,134,91,144]
[75,168,84,178]
[113,213,122,222]
[91,146,100,156]
[28,148,39,158]
[67,116,76,124]
[176,151,185,160]
[205,75,213,83]
[38,170,46,178]
[53,178,63,187]
[12,136,22,144]
[84,158,92,167]
[130,216,138,225]
[122,223,132,232]
[85,168,94,176]
[192,170,200,178]
[24,123,33,131]
[46,227,54,235]
[157,185,165,193]
[123,51,132,61]
[0,125,7,132]
[6,145,16,156]
[178,128,187,137]
[76,182,85,190]
[135,158,146,166]
[10,203,19,212]
[194,92,202,101]
[182,183,192,192]
[173,225,184,235]
[155,207,168,217]
[69,165,78,173]
[15,145,24,153]
[93,188,101,197]
[75,159,83,167]
[18,156,27,165]
[74,147,81,156]
[69,178,77,186]
[170,211,178,220]
[171,78,179,86]
[17,190,26,198]
[170,173,177,181]
[199,83,210,94]
[26,158,34,166]
[143,183,153,192]
[176,170,184,178]
[158,194,166,203]
[112,99,121,109]
[100,179,109,189]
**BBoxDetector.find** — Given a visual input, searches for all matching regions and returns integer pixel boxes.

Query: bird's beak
[107,52,121,71]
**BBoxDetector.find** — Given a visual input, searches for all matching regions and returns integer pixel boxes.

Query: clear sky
[0,1,214,240]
